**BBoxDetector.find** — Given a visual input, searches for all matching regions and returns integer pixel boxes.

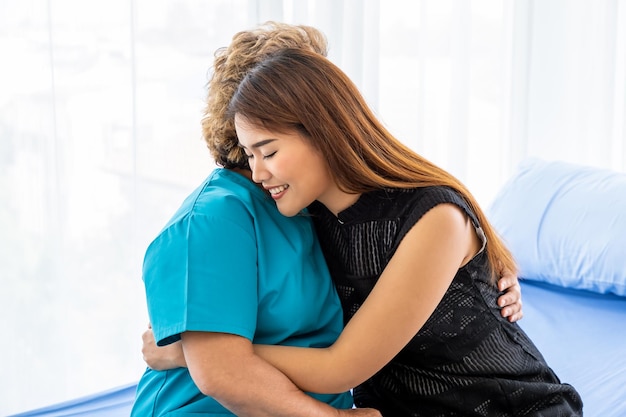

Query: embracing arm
[141,205,521,394]
[145,204,471,393]
[180,331,380,417]
[255,204,480,393]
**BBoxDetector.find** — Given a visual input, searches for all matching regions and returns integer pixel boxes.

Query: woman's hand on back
[496,267,523,322]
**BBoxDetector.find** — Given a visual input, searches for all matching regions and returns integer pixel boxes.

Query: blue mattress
[517,280,626,416]
[11,280,626,416]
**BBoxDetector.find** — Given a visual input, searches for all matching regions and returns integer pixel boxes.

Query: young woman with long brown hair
[223,47,583,416]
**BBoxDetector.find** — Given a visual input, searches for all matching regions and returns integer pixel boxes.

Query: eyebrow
[239,138,277,150]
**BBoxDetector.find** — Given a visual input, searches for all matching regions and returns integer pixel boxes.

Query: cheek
[283,140,331,188]
[300,154,332,189]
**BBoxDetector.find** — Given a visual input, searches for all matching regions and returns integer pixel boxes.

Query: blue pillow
[488,158,626,296]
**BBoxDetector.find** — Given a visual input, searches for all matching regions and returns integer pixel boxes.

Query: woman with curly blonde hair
[131,22,380,417]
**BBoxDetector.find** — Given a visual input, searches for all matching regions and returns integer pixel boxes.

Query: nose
[250,158,270,184]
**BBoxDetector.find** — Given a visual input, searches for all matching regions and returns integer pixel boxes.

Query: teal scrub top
[131,169,352,416]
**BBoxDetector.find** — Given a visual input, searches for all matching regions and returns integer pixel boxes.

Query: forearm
[254,344,358,394]
[213,352,339,416]
[182,332,346,417]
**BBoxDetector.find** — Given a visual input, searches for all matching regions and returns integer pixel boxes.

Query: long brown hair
[227,48,516,281]
[202,22,328,169]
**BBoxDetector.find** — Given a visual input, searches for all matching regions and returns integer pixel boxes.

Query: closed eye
[244,151,275,160]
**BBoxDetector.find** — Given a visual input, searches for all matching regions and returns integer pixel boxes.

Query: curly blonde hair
[202,21,328,168]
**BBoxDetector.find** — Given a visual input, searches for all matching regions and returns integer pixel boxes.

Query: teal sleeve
[142,210,259,345]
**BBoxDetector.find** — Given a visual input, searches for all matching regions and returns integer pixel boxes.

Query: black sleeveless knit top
[308,186,582,417]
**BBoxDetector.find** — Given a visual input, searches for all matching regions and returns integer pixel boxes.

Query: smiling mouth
[268,184,289,195]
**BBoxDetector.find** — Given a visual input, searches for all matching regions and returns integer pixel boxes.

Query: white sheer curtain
[1,0,624,414]
[378,0,626,204]
[523,1,626,172]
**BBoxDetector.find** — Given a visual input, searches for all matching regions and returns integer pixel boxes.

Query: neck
[319,189,361,217]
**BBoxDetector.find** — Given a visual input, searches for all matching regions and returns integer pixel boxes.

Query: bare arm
[141,204,521,392]
[180,331,380,417]
[254,204,480,393]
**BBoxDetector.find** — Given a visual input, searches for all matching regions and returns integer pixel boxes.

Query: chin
[277,208,299,217]
[276,204,301,218]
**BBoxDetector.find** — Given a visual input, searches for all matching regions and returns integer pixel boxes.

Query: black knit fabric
[309,186,583,417]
